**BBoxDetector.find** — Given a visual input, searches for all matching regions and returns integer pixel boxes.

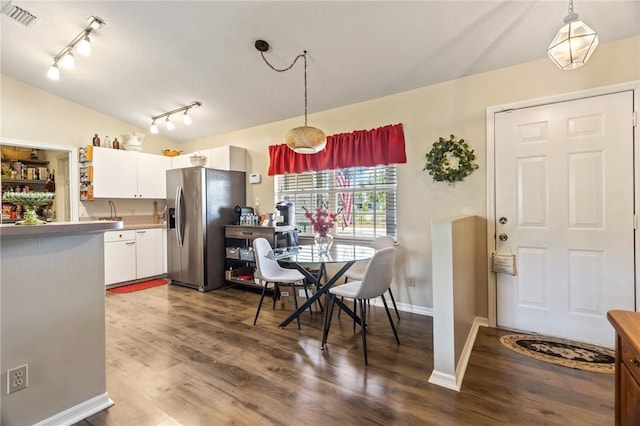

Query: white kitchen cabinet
[170,146,246,171]
[92,147,171,199]
[170,153,194,169]
[104,230,137,285]
[205,145,246,171]
[104,228,165,286]
[162,229,167,274]
[135,228,164,278]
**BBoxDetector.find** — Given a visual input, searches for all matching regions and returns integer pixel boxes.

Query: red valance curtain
[268,123,406,175]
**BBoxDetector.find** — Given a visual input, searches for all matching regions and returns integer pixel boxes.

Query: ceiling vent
[1,1,39,27]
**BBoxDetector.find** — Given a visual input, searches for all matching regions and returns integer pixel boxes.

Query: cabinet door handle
[125,242,136,246]
[241,231,253,235]
[137,230,146,234]
[632,357,640,367]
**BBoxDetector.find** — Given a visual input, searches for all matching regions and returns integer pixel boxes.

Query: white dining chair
[252,237,309,329]
[340,236,400,322]
[321,246,399,365]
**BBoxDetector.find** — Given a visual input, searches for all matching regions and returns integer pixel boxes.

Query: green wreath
[423,134,479,183]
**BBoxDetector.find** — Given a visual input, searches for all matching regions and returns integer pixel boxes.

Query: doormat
[499,334,615,374]
[107,278,168,294]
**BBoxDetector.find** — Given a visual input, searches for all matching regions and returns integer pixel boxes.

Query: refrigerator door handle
[175,185,184,247]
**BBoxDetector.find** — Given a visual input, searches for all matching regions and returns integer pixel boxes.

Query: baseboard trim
[429,316,489,392]
[369,299,433,317]
[33,392,114,426]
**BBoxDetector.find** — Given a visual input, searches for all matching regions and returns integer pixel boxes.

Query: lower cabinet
[104,228,164,286]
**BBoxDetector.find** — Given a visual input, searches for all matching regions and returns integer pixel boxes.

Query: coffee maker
[274,201,295,226]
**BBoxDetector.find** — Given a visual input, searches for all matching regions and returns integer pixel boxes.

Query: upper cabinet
[170,146,246,172]
[92,147,171,199]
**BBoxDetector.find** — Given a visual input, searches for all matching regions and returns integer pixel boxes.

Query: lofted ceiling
[1,1,639,143]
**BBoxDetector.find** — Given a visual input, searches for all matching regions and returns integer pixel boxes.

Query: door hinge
[633,111,637,127]
[635,214,638,230]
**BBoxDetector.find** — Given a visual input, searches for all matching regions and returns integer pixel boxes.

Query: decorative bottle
[92,134,100,147]
[103,136,111,148]
[112,138,120,150]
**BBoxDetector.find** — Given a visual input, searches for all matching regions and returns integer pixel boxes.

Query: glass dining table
[267,243,375,329]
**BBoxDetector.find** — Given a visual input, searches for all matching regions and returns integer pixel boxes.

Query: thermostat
[249,173,261,184]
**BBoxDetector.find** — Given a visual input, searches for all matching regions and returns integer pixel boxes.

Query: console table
[607,310,640,425]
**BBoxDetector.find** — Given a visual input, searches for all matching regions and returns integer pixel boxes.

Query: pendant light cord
[259,50,309,126]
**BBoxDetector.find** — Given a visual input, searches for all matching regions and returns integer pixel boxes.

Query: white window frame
[274,165,398,241]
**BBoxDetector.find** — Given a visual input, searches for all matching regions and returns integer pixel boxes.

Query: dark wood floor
[78,283,615,425]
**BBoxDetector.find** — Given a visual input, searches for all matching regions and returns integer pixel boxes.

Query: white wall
[2,36,638,312]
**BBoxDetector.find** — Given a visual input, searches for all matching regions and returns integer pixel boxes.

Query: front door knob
[499,233,508,241]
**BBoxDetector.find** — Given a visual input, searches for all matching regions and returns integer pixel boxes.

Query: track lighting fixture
[149,101,202,134]
[47,15,105,80]
[255,39,326,154]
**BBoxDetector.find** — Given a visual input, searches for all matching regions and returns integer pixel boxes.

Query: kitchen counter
[1,220,115,424]
[0,220,122,237]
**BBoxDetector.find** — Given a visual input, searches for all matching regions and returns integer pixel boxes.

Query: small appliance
[275,201,295,226]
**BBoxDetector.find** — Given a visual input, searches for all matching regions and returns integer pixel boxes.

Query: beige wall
[182,36,640,312]
[1,36,638,311]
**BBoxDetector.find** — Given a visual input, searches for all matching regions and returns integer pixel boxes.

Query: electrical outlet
[407,276,416,287]
[7,364,28,394]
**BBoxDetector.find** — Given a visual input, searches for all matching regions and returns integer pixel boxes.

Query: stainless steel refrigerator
[166,167,246,292]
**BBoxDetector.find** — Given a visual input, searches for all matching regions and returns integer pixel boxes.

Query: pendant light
[547,0,598,70]
[255,39,326,154]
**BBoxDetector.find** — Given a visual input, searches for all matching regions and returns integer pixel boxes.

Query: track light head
[76,33,91,57]
[47,63,60,80]
[150,120,159,134]
[165,116,175,130]
[183,110,192,125]
[60,50,74,69]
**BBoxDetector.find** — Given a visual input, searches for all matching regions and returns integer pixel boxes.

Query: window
[275,165,397,239]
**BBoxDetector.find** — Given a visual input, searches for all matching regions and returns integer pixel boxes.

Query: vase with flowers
[304,203,341,254]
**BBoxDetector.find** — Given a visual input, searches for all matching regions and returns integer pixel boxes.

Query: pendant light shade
[547,1,598,70]
[256,39,326,154]
[286,126,327,154]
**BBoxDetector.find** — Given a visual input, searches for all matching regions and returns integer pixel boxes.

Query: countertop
[607,310,640,353]
[0,220,123,237]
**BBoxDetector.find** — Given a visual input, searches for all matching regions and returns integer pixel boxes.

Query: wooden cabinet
[607,310,640,425]
[92,147,171,199]
[104,228,165,286]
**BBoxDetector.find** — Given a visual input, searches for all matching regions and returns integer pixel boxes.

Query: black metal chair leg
[302,284,314,315]
[272,283,279,310]
[292,284,301,330]
[353,298,358,332]
[321,294,337,349]
[253,282,269,326]
[381,294,400,345]
[388,288,400,321]
[359,299,368,365]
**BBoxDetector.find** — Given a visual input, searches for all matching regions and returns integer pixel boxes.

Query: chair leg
[380,294,400,345]
[272,283,279,310]
[292,284,301,330]
[359,299,368,365]
[388,288,400,321]
[321,293,337,349]
[302,283,314,315]
[353,298,358,332]
[253,282,269,326]
[338,276,349,317]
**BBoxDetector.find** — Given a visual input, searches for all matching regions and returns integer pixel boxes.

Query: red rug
[107,279,168,294]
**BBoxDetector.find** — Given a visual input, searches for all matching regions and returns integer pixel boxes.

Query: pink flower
[304,205,340,237]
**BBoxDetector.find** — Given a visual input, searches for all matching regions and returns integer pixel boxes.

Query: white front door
[494,90,635,347]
